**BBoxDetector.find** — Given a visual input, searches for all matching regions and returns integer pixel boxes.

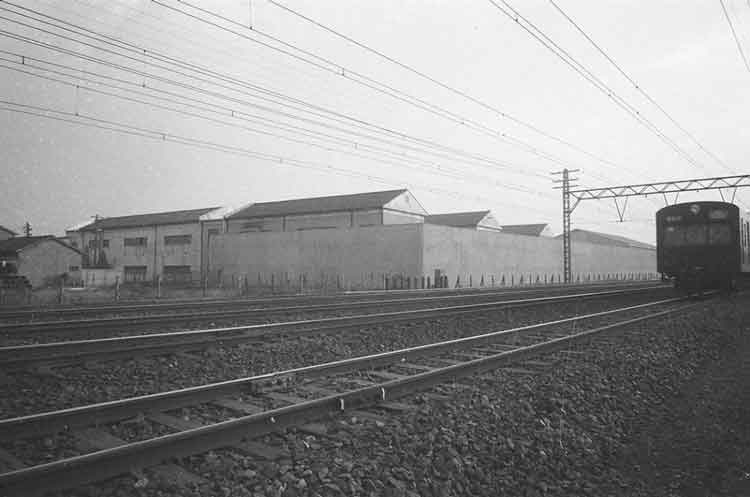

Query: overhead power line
[548,0,743,176]
[0,58,552,197]
[0,99,556,215]
[487,0,716,176]
[719,0,750,73]
[0,3,563,178]
[148,0,594,172]
[264,0,630,175]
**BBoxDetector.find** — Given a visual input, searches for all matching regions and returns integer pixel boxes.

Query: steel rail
[0,286,664,366]
[0,281,664,330]
[0,296,681,441]
[0,296,697,497]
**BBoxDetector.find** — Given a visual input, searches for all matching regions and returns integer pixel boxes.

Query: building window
[164,234,192,245]
[124,237,147,247]
[68,265,80,272]
[70,240,78,248]
[207,228,220,236]
[102,239,110,248]
[241,222,263,232]
[124,265,148,282]
[163,265,192,283]
[87,239,109,248]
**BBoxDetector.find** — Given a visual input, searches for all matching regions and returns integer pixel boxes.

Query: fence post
[156,274,161,299]
[58,277,64,305]
[114,276,120,301]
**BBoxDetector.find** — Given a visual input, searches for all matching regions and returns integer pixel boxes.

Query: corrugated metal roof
[501,224,549,236]
[425,211,492,227]
[228,189,408,219]
[559,229,655,250]
[80,207,219,231]
[0,225,17,236]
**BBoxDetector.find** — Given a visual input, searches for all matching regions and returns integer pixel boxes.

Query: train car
[656,201,750,293]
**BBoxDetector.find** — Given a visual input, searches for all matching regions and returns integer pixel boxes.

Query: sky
[1,0,749,243]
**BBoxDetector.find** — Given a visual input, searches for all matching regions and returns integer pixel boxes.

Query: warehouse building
[67,188,657,289]
[209,190,657,291]
[559,229,655,250]
[225,189,427,233]
[425,211,502,232]
[0,235,82,287]
[66,207,223,284]
[500,223,553,237]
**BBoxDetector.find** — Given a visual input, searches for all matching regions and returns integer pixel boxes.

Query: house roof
[228,189,409,219]
[0,225,17,236]
[559,229,655,250]
[500,224,549,236]
[0,235,83,257]
[80,207,220,231]
[425,211,493,227]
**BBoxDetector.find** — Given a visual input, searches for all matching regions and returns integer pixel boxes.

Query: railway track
[0,280,663,324]
[0,286,667,367]
[0,294,702,497]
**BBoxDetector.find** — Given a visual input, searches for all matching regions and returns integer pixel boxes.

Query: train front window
[663,223,730,246]
[708,223,731,245]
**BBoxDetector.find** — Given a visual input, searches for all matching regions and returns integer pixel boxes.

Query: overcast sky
[1,0,749,243]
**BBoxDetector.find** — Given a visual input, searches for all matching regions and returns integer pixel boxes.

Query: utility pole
[552,168,580,284]
[22,222,32,237]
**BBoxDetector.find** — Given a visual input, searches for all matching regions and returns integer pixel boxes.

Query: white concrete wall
[421,224,563,285]
[209,223,656,292]
[209,224,423,289]
[421,224,656,286]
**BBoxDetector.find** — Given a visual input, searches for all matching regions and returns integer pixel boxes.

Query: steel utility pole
[552,168,579,283]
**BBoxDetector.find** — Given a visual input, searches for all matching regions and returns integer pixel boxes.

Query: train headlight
[689,204,701,215]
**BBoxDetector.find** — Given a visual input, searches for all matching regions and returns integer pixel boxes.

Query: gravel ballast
[41,294,750,497]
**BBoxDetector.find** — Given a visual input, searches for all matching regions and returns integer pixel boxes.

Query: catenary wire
[487,0,715,176]
[0,60,554,198]
[0,6,569,178]
[148,0,595,173]
[264,0,640,177]
[719,0,750,72]
[548,0,744,177]
[0,99,558,215]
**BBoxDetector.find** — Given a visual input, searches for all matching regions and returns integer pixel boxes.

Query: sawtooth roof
[80,207,219,231]
[228,189,408,219]
[425,211,493,227]
[500,224,549,236]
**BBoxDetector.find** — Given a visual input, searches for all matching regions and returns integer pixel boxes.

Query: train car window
[708,224,731,245]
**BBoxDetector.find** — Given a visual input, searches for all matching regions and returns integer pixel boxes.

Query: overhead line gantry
[554,171,750,283]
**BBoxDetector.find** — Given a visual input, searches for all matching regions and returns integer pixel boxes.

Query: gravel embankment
[56,295,750,497]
